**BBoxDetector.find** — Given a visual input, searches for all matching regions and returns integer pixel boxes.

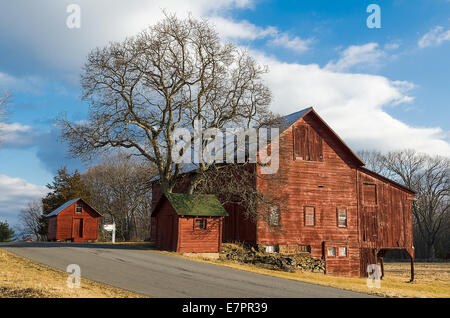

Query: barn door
[361,211,378,242]
[73,218,83,238]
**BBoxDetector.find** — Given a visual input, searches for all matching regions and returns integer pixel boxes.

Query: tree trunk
[427,242,436,259]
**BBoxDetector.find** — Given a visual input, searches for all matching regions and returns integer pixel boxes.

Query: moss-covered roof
[164,193,228,217]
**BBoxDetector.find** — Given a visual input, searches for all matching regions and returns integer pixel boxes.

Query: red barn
[46,198,101,242]
[152,193,228,253]
[151,107,415,279]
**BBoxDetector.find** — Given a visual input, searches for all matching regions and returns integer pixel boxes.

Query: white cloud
[250,50,450,156]
[0,1,311,82]
[267,34,313,53]
[325,43,386,72]
[0,72,44,94]
[0,123,39,149]
[0,0,255,79]
[384,42,400,50]
[210,16,312,52]
[0,1,447,160]
[418,26,450,48]
[210,16,277,40]
[0,175,49,224]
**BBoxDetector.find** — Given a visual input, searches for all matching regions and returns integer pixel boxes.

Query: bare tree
[411,156,449,258]
[357,150,387,175]
[18,200,45,241]
[58,13,274,196]
[194,163,288,228]
[83,152,156,241]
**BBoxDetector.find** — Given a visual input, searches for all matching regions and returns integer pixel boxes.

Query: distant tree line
[17,152,157,242]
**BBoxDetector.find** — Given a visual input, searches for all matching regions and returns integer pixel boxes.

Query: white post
[112,223,116,244]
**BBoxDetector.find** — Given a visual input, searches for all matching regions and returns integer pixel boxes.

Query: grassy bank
[0,249,145,298]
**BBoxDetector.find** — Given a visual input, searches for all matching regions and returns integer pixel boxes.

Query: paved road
[1,242,374,298]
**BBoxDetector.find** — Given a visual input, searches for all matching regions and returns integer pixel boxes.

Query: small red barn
[46,198,101,242]
[152,193,228,253]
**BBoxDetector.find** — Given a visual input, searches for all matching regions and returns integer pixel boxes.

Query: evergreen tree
[38,167,91,237]
[0,220,15,242]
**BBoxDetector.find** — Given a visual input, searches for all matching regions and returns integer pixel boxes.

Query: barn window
[293,125,323,162]
[304,207,315,227]
[327,247,336,257]
[339,247,347,257]
[269,206,280,226]
[363,183,377,205]
[76,202,82,213]
[196,219,207,230]
[298,245,311,254]
[337,210,347,228]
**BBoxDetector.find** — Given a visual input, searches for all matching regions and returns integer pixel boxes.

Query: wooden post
[379,257,384,280]
[409,255,414,282]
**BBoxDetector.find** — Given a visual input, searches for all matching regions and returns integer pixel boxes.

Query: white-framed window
[76,202,82,213]
[269,206,280,226]
[327,246,336,257]
[196,219,207,230]
[304,207,315,227]
[337,209,347,228]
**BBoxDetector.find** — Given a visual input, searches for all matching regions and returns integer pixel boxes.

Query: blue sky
[0,0,449,226]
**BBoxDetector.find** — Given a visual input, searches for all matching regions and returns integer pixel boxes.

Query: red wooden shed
[152,193,228,253]
[46,198,101,242]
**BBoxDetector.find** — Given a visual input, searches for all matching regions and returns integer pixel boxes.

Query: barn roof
[278,107,313,132]
[150,108,316,183]
[46,198,102,217]
[279,107,365,166]
[154,193,228,217]
[149,107,370,179]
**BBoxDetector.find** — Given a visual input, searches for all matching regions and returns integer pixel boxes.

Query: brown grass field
[0,249,145,298]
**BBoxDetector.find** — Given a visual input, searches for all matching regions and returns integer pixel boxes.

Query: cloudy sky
[0,0,449,226]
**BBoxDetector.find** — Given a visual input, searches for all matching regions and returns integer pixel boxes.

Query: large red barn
[151,107,415,279]
[46,198,101,242]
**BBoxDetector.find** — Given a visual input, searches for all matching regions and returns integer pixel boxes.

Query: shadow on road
[0,242,156,251]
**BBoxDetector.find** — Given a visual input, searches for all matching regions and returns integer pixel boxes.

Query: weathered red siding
[178,217,223,253]
[256,114,361,276]
[153,196,223,253]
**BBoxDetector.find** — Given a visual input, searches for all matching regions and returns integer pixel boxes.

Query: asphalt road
[1,242,374,298]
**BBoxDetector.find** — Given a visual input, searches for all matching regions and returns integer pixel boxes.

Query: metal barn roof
[46,198,81,217]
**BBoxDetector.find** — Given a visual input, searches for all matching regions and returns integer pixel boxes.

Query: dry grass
[156,246,450,298]
[0,249,146,298]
